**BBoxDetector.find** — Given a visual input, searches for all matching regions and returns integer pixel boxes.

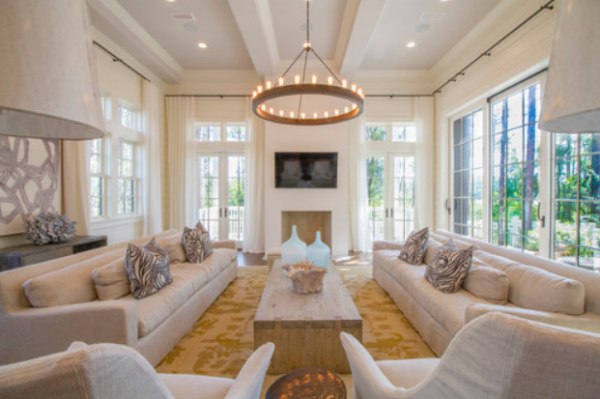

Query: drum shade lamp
[539,0,600,133]
[0,0,105,140]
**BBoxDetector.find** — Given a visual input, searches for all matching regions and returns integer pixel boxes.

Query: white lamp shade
[0,0,105,140]
[539,0,600,133]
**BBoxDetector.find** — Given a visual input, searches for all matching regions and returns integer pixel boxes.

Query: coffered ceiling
[87,0,501,83]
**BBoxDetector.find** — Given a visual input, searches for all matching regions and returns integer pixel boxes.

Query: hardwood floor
[236,250,372,267]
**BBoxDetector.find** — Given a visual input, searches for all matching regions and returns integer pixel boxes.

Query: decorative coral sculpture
[24,212,77,245]
[282,261,328,294]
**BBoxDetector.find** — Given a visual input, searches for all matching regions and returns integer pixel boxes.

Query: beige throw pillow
[159,234,188,264]
[463,258,509,304]
[91,258,130,300]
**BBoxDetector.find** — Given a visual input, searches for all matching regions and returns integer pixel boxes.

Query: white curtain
[243,99,265,253]
[61,140,90,235]
[348,114,369,252]
[166,97,196,231]
[141,81,163,235]
[415,96,435,230]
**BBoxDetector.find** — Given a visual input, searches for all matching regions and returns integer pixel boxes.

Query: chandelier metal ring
[252,84,364,125]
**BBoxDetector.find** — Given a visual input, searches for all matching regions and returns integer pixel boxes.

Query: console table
[0,235,107,272]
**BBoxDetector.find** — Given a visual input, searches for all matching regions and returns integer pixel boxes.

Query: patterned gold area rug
[155,266,434,378]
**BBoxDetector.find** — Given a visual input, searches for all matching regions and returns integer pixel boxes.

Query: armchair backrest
[342,313,600,399]
[0,343,174,399]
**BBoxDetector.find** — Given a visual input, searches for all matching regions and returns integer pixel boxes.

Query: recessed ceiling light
[198,42,207,49]
[166,0,175,2]
[407,41,416,48]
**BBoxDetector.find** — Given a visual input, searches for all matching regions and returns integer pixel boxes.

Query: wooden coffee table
[254,259,362,374]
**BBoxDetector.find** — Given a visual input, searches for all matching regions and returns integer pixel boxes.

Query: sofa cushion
[126,239,173,300]
[423,239,443,265]
[476,252,585,315]
[91,258,130,300]
[21,250,125,308]
[158,233,188,264]
[399,227,429,265]
[183,222,213,263]
[133,250,234,337]
[463,258,509,304]
[425,240,474,294]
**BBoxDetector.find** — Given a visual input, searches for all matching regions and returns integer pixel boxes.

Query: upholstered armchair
[341,312,600,399]
[0,341,274,399]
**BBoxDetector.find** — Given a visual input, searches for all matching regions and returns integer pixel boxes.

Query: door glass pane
[228,156,245,241]
[392,156,415,241]
[198,156,220,239]
[367,156,385,242]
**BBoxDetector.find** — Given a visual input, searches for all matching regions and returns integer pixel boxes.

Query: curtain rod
[93,41,151,83]
[164,94,432,98]
[486,67,549,103]
[431,0,555,96]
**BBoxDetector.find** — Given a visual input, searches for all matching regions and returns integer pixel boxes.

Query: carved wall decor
[0,137,61,236]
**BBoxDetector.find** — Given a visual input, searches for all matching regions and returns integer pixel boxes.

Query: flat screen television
[275,152,338,188]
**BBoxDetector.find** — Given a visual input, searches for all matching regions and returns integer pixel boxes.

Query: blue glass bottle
[307,231,330,268]
[281,225,307,274]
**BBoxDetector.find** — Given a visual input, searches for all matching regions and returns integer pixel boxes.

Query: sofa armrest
[0,300,138,366]
[212,240,237,250]
[373,240,404,251]
[465,303,600,334]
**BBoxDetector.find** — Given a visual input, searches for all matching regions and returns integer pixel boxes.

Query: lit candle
[335,109,339,116]
[295,75,301,84]
[342,79,347,88]
[313,112,318,119]
[312,75,317,84]
[278,77,284,86]
[324,111,329,118]
[328,76,333,85]
[269,108,274,114]
[358,88,363,97]
[301,113,306,119]
[351,84,356,92]
[257,85,263,93]
[290,111,295,118]
[344,106,349,113]
[352,103,357,110]
[252,91,257,98]
[266,81,272,89]
[261,104,266,111]
[279,110,284,117]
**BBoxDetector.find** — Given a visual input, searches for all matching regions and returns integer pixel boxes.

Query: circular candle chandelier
[251,0,364,126]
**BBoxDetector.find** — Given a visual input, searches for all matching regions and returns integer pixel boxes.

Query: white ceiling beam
[86,0,183,84]
[228,0,279,79]
[335,0,389,79]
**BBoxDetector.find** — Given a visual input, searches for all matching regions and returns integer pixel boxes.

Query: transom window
[366,123,416,143]
[196,123,247,142]
[118,104,136,130]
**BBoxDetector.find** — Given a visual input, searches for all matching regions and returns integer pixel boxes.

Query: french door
[197,154,245,246]
[367,154,415,243]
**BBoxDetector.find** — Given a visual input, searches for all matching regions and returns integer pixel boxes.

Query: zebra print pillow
[125,238,173,299]
[425,239,474,294]
[182,221,213,264]
[399,227,429,265]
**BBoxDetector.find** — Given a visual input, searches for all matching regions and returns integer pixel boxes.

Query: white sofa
[0,229,238,366]
[373,229,600,356]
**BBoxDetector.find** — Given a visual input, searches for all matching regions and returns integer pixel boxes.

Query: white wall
[265,122,349,256]
[431,0,557,231]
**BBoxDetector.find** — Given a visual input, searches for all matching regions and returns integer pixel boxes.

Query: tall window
[452,109,483,239]
[553,133,600,269]
[490,83,541,252]
[90,139,106,217]
[117,141,136,214]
